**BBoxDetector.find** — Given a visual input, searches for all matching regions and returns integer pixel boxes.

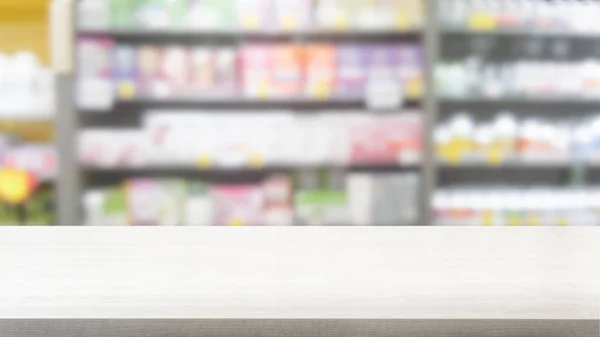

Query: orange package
[305,44,336,100]
[271,44,305,98]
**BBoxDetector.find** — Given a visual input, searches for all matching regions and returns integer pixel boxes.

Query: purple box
[397,44,423,81]
[113,44,138,99]
[367,44,400,84]
[334,44,369,98]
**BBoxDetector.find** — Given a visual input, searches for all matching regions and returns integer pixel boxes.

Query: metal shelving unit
[55,0,600,225]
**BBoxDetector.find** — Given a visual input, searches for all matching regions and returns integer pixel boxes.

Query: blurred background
[3,0,600,226]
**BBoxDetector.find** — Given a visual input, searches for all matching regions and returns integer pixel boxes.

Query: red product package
[211,185,264,226]
[350,114,422,165]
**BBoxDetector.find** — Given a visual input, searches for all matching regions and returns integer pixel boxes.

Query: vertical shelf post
[420,0,439,225]
[51,0,81,224]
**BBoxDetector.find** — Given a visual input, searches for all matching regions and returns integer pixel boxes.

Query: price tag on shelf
[366,78,403,110]
[118,81,136,100]
[248,154,264,168]
[229,217,245,226]
[486,148,504,166]
[242,13,260,30]
[507,214,521,226]
[333,13,349,30]
[468,13,497,31]
[281,14,298,30]
[526,214,541,226]
[312,82,331,100]
[395,12,411,31]
[482,212,494,226]
[196,154,213,168]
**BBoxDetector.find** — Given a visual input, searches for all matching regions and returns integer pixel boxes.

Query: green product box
[295,190,349,226]
[110,0,141,29]
[102,187,129,226]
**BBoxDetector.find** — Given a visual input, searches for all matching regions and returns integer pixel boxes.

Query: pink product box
[213,48,238,96]
[126,179,162,226]
[334,44,369,98]
[211,185,265,226]
[78,38,113,78]
[241,45,273,97]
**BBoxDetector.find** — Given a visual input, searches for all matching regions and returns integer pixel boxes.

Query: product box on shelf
[138,45,162,97]
[236,0,272,31]
[184,182,213,226]
[212,185,264,226]
[190,48,215,95]
[295,190,349,226]
[305,44,336,99]
[77,38,114,109]
[271,45,305,97]
[397,44,424,99]
[241,45,273,98]
[78,0,111,30]
[262,175,294,226]
[272,0,312,31]
[84,188,128,226]
[213,48,238,96]
[114,45,138,100]
[335,44,368,98]
[110,0,140,29]
[349,114,422,165]
[126,178,187,226]
[158,46,192,98]
[188,0,236,30]
[315,0,356,30]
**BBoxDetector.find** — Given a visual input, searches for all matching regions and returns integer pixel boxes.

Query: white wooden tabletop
[0,227,597,319]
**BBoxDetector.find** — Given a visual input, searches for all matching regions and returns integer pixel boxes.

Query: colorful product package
[271,45,305,97]
[295,190,349,226]
[213,48,238,96]
[397,44,424,99]
[84,188,128,226]
[135,0,170,29]
[137,45,162,97]
[190,48,215,96]
[126,179,162,225]
[273,0,312,31]
[185,182,213,226]
[316,0,352,30]
[335,44,369,97]
[157,46,191,97]
[110,0,140,29]
[188,0,235,30]
[113,45,138,100]
[211,185,264,226]
[236,0,272,31]
[127,179,187,226]
[365,45,403,108]
[262,175,294,226]
[305,44,336,99]
[165,0,189,30]
[241,45,273,98]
